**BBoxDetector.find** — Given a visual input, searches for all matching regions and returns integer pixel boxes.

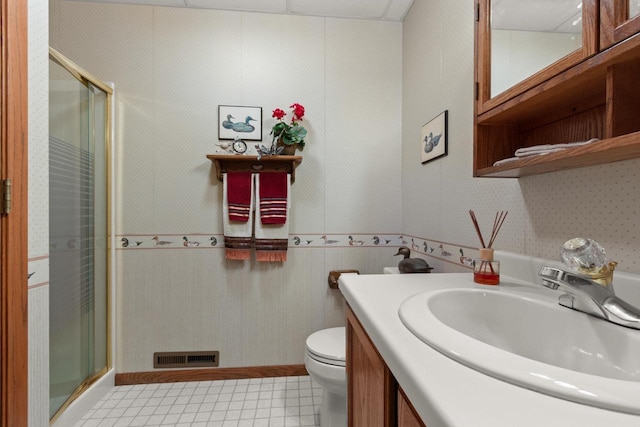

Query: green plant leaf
[272,122,288,137]
[288,125,307,143]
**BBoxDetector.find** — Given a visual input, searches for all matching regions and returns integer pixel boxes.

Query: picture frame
[420,110,448,164]
[218,105,263,141]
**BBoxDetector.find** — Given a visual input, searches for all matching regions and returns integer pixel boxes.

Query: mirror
[490,0,583,98]
[631,1,640,20]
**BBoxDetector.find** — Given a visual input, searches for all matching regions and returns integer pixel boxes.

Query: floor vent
[153,351,219,368]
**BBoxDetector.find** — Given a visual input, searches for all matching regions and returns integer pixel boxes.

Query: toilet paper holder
[328,270,360,289]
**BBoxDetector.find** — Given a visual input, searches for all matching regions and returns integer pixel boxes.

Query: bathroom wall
[49,1,403,373]
[47,0,640,380]
[402,0,640,273]
[28,0,50,425]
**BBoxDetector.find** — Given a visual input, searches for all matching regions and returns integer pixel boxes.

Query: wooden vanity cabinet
[474,0,640,178]
[347,305,426,427]
[398,389,427,427]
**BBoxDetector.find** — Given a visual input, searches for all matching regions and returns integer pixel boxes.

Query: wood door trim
[0,0,29,425]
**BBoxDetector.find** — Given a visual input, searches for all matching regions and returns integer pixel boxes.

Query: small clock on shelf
[232,138,247,154]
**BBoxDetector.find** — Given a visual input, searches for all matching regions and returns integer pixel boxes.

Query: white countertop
[339,272,640,427]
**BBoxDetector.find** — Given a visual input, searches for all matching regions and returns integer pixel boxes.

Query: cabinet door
[398,388,426,427]
[346,306,396,427]
[601,0,640,49]
[476,0,598,114]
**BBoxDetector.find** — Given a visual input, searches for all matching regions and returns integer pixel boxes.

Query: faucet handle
[587,261,617,287]
[560,238,617,287]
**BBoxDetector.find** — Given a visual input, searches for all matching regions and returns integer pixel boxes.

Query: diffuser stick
[488,211,508,248]
[469,210,487,248]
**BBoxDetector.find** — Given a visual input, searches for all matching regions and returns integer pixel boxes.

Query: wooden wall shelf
[206,154,303,183]
[477,131,640,178]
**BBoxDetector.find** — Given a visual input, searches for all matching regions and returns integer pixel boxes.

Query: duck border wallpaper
[113,232,479,271]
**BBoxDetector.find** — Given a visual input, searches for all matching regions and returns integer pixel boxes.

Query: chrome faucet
[539,265,640,330]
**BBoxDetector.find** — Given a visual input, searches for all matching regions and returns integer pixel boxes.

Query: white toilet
[305,268,397,426]
[304,326,347,427]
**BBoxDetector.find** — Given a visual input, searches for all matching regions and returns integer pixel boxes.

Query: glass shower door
[49,55,109,420]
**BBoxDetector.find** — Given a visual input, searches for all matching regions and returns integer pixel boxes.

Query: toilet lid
[306,327,346,367]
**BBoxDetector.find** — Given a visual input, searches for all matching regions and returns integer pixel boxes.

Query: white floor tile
[75,376,321,427]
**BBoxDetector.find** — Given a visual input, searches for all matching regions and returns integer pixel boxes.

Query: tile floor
[74,376,322,427]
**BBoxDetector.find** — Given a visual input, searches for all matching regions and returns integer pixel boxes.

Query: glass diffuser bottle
[469,210,507,286]
[473,248,500,285]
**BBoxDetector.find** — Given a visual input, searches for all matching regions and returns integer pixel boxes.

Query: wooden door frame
[1,0,29,425]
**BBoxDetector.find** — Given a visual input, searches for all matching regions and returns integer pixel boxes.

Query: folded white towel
[514,138,599,157]
[492,156,524,167]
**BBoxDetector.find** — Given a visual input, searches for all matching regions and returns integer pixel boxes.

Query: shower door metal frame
[48,47,114,423]
[0,0,29,425]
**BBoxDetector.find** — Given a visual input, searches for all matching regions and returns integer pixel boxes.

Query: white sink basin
[399,287,640,414]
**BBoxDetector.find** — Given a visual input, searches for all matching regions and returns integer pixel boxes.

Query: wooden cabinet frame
[475,0,598,116]
[601,0,640,48]
[474,0,640,178]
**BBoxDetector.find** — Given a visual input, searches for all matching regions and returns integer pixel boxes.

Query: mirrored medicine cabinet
[474,0,640,177]
[489,0,586,100]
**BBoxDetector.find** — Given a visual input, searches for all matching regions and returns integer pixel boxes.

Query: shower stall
[48,48,113,421]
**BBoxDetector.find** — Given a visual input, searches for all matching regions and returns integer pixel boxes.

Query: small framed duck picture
[218,105,263,141]
[420,110,448,164]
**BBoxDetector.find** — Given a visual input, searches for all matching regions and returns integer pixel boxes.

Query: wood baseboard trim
[115,364,309,386]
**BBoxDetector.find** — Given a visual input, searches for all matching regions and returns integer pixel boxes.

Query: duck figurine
[394,246,433,274]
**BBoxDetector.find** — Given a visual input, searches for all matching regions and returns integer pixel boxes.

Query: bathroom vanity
[340,253,640,427]
[346,306,424,427]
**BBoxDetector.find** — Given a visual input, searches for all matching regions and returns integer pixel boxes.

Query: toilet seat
[305,327,346,367]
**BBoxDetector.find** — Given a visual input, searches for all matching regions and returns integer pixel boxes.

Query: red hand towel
[258,172,288,225]
[227,172,252,223]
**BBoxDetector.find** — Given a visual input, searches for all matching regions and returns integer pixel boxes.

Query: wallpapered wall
[29,0,50,425]
[402,0,640,272]
[50,1,404,373]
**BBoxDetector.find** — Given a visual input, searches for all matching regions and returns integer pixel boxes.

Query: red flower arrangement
[271,103,307,149]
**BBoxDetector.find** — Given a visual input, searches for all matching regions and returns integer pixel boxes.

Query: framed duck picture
[218,105,263,141]
[420,110,448,164]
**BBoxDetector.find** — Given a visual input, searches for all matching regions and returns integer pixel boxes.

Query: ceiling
[68,0,416,21]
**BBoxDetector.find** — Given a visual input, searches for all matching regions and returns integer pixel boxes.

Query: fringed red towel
[223,172,254,260]
[255,173,290,262]
[259,172,288,224]
[226,172,252,222]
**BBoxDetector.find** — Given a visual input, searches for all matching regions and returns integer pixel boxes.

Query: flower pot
[275,138,298,155]
[280,144,297,155]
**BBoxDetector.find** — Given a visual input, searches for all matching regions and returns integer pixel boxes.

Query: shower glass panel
[49,55,109,419]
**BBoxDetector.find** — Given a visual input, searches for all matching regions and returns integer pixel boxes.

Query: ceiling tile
[67,0,187,6]
[384,0,414,20]
[186,0,287,13]
[68,0,415,21]
[287,0,389,19]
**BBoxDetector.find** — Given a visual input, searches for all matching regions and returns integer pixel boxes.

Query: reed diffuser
[469,210,508,285]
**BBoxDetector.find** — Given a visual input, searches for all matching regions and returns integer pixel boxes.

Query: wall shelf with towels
[206,154,303,183]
